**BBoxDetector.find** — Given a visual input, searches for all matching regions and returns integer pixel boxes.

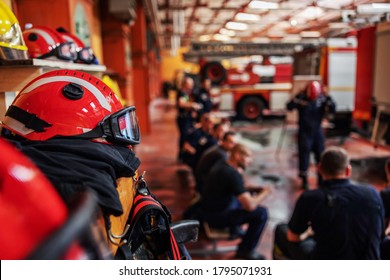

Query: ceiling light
[357,3,390,14]
[220,28,236,36]
[252,37,271,43]
[213,34,232,41]
[282,35,301,42]
[328,22,351,29]
[271,21,292,30]
[248,1,279,10]
[295,7,324,20]
[300,31,321,38]
[317,0,353,10]
[290,19,298,26]
[226,21,248,31]
[235,12,261,21]
[267,30,286,37]
[199,35,211,42]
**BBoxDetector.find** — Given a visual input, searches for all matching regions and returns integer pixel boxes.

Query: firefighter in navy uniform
[182,113,217,171]
[176,76,202,161]
[286,81,336,189]
[193,78,212,121]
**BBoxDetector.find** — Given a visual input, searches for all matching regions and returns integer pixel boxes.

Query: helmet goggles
[82,106,140,146]
[4,105,140,146]
[77,47,95,64]
[39,42,77,61]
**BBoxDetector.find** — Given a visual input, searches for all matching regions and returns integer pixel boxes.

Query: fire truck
[201,59,293,120]
[354,22,390,145]
[184,42,313,121]
[184,41,357,125]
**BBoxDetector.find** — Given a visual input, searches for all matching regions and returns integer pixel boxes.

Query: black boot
[300,176,308,190]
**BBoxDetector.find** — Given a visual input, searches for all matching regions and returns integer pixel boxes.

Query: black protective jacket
[6,138,140,217]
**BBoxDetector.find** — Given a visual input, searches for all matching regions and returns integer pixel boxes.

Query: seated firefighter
[182,113,217,171]
[274,146,384,260]
[0,70,194,259]
[182,131,237,220]
[194,131,237,195]
[200,144,271,260]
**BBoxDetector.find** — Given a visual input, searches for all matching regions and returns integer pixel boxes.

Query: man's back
[195,145,227,193]
[289,179,384,259]
[201,160,246,212]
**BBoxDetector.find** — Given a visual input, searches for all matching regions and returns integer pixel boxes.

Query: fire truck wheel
[201,61,226,85]
[237,96,265,121]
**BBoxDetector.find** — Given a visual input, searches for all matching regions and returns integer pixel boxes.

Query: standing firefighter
[286,81,336,189]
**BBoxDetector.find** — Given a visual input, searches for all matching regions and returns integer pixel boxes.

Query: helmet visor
[77,47,95,64]
[39,42,77,61]
[57,42,78,61]
[102,106,140,146]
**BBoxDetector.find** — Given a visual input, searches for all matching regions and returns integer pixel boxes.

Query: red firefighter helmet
[23,26,77,61]
[306,80,323,101]
[56,27,97,64]
[1,70,140,146]
[0,138,68,259]
[0,139,113,259]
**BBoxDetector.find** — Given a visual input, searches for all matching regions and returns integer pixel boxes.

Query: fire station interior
[1,0,390,260]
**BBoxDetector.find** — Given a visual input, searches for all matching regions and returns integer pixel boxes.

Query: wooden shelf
[0,58,107,92]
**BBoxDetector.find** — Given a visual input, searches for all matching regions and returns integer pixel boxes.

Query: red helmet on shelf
[23,26,77,61]
[2,70,140,146]
[306,80,323,101]
[0,138,68,259]
[56,27,97,64]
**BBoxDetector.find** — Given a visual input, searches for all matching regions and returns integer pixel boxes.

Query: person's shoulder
[189,127,202,136]
[202,144,219,156]
[351,182,382,200]
[298,189,325,202]
[215,160,236,173]
[351,181,377,192]
[208,159,229,175]
[295,91,306,98]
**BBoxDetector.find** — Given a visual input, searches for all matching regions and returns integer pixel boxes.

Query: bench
[188,222,239,256]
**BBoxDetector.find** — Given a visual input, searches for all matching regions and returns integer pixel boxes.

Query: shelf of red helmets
[0,58,106,92]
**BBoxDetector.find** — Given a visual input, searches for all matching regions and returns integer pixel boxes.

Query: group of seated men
[175,77,390,260]
[179,115,390,260]
[180,112,270,260]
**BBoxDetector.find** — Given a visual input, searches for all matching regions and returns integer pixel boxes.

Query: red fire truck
[185,41,357,124]
[200,58,294,121]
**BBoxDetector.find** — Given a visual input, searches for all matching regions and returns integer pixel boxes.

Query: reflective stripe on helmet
[20,76,112,111]
[61,34,75,43]
[2,116,35,136]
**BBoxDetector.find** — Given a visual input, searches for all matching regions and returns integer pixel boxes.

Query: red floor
[136,98,390,260]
